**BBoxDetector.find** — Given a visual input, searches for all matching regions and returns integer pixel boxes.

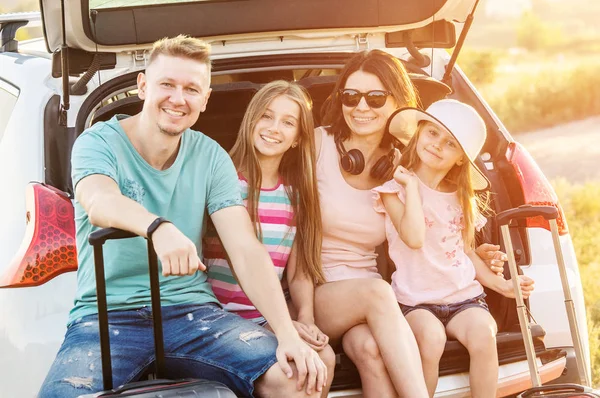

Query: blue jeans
[38,303,278,398]
[399,293,489,327]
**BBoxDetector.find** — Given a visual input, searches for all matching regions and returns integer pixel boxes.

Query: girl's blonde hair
[400,122,490,249]
[230,80,326,285]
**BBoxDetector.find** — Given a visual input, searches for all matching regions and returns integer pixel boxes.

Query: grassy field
[459,51,600,134]
[553,179,600,386]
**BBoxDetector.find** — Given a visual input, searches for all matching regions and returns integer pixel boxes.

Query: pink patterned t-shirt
[372,179,485,306]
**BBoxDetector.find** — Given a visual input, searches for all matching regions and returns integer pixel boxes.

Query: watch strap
[147,217,170,241]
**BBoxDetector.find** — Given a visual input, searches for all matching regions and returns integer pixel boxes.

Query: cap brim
[386,107,490,192]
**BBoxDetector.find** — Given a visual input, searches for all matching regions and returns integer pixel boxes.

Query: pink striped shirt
[204,174,295,319]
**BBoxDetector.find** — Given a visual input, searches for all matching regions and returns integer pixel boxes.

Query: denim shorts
[38,303,278,398]
[399,293,489,327]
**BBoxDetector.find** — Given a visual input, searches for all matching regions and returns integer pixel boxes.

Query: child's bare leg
[446,307,498,397]
[262,322,335,398]
[315,278,428,397]
[317,344,335,398]
[405,310,446,397]
[342,324,397,397]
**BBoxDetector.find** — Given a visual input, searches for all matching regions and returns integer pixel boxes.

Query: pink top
[372,179,485,306]
[317,127,386,282]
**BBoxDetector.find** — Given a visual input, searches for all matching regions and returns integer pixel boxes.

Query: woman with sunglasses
[312,50,429,397]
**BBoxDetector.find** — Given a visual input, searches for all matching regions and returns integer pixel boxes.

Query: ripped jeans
[38,303,278,398]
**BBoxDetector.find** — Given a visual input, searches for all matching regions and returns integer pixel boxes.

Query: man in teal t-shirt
[39,36,327,398]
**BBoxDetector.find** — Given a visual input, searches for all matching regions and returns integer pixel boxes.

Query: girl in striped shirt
[204,81,333,363]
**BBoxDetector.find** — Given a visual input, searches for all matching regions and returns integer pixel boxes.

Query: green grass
[553,179,600,386]
[459,51,600,133]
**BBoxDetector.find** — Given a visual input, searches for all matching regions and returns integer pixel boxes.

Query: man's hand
[151,222,205,276]
[500,275,535,299]
[276,334,328,395]
[293,320,329,352]
[475,243,507,276]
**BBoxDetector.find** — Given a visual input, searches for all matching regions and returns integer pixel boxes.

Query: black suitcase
[81,227,237,397]
[496,206,597,397]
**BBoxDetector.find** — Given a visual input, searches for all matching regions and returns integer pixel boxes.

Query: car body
[0,1,592,396]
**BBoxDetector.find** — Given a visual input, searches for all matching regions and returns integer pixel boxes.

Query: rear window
[0,80,19,144]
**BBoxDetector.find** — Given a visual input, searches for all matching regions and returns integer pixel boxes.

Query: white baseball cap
[386,99,490,191]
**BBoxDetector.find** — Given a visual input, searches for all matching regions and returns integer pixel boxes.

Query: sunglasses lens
[366,91,388,108]
[340,90,360,107]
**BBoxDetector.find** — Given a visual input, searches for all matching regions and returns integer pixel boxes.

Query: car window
[0,80,19,144]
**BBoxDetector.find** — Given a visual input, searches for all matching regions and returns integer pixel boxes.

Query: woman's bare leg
[405,310,447,397]
[315,278,428,397]
[446,308,498,397]
[342,324,397,398]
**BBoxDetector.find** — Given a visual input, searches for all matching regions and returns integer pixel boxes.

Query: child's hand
[475,244,507,276]
[292,320,329,351]
[500,275,535,299]
[393,165,418,187]
[392,147,402,168]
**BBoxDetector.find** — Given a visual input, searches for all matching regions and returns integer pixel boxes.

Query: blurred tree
[458,49,499,85]
[516,10,564,51]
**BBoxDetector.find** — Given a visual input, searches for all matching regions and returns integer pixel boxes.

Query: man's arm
[210,205,327,394]
[76,174,155,235]
[76,174,203,276]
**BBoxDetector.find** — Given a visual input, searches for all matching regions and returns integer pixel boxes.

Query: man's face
[137,54,212,137]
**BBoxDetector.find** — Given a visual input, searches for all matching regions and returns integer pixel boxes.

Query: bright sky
[485,0,531,16]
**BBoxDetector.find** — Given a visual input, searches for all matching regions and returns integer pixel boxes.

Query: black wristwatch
[147,217,171,241]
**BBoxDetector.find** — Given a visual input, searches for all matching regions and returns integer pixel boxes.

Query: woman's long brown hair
[229,81,326,284]
[400,123,490,249]
[322,49,419,148]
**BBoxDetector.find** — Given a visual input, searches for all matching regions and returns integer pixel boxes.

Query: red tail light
[506,142,568,235]
[0,183,78,288]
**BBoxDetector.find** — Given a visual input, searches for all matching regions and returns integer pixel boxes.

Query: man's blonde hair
[148,35,211,74]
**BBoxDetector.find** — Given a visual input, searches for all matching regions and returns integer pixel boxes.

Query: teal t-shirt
[68,115,242,323]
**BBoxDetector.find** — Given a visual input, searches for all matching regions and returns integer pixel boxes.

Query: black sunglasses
[338,89,392,109]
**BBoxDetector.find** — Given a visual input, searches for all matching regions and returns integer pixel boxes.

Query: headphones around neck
[335,138,395,181]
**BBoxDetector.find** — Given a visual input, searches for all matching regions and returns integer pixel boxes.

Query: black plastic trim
[44,95,75,195]
[331,325,551,391]
[51,48,116,79]
[80,0,447,47]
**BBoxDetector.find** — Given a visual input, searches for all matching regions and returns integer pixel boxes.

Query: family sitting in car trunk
[39,35,534,398]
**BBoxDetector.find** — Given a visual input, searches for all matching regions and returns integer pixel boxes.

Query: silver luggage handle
[495,205,590,387]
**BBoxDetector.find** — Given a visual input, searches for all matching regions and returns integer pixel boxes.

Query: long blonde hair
[400,122,490,249]
[230,81,325,284]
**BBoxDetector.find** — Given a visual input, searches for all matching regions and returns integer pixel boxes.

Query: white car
[0,1,591,397]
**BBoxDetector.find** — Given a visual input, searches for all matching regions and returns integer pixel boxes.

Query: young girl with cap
[372,99,535,397]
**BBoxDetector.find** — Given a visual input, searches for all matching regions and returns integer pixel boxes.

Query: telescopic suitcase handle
[495,205,591,387]
[495,204,558,226]
[88,227,166,391]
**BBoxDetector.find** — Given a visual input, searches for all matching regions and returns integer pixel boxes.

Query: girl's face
[252,95,301,161]
[342,70,398,138]
[416,121,465,173]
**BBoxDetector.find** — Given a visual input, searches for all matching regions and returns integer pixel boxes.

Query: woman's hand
[475,243,507,276]
[500,275,535,299]
[293,320,329,351]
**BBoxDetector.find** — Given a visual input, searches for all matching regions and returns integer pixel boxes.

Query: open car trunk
[40,0,476,53]
[62,54,565,394]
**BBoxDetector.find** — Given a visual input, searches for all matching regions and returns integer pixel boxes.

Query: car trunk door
[40,0,477,54]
